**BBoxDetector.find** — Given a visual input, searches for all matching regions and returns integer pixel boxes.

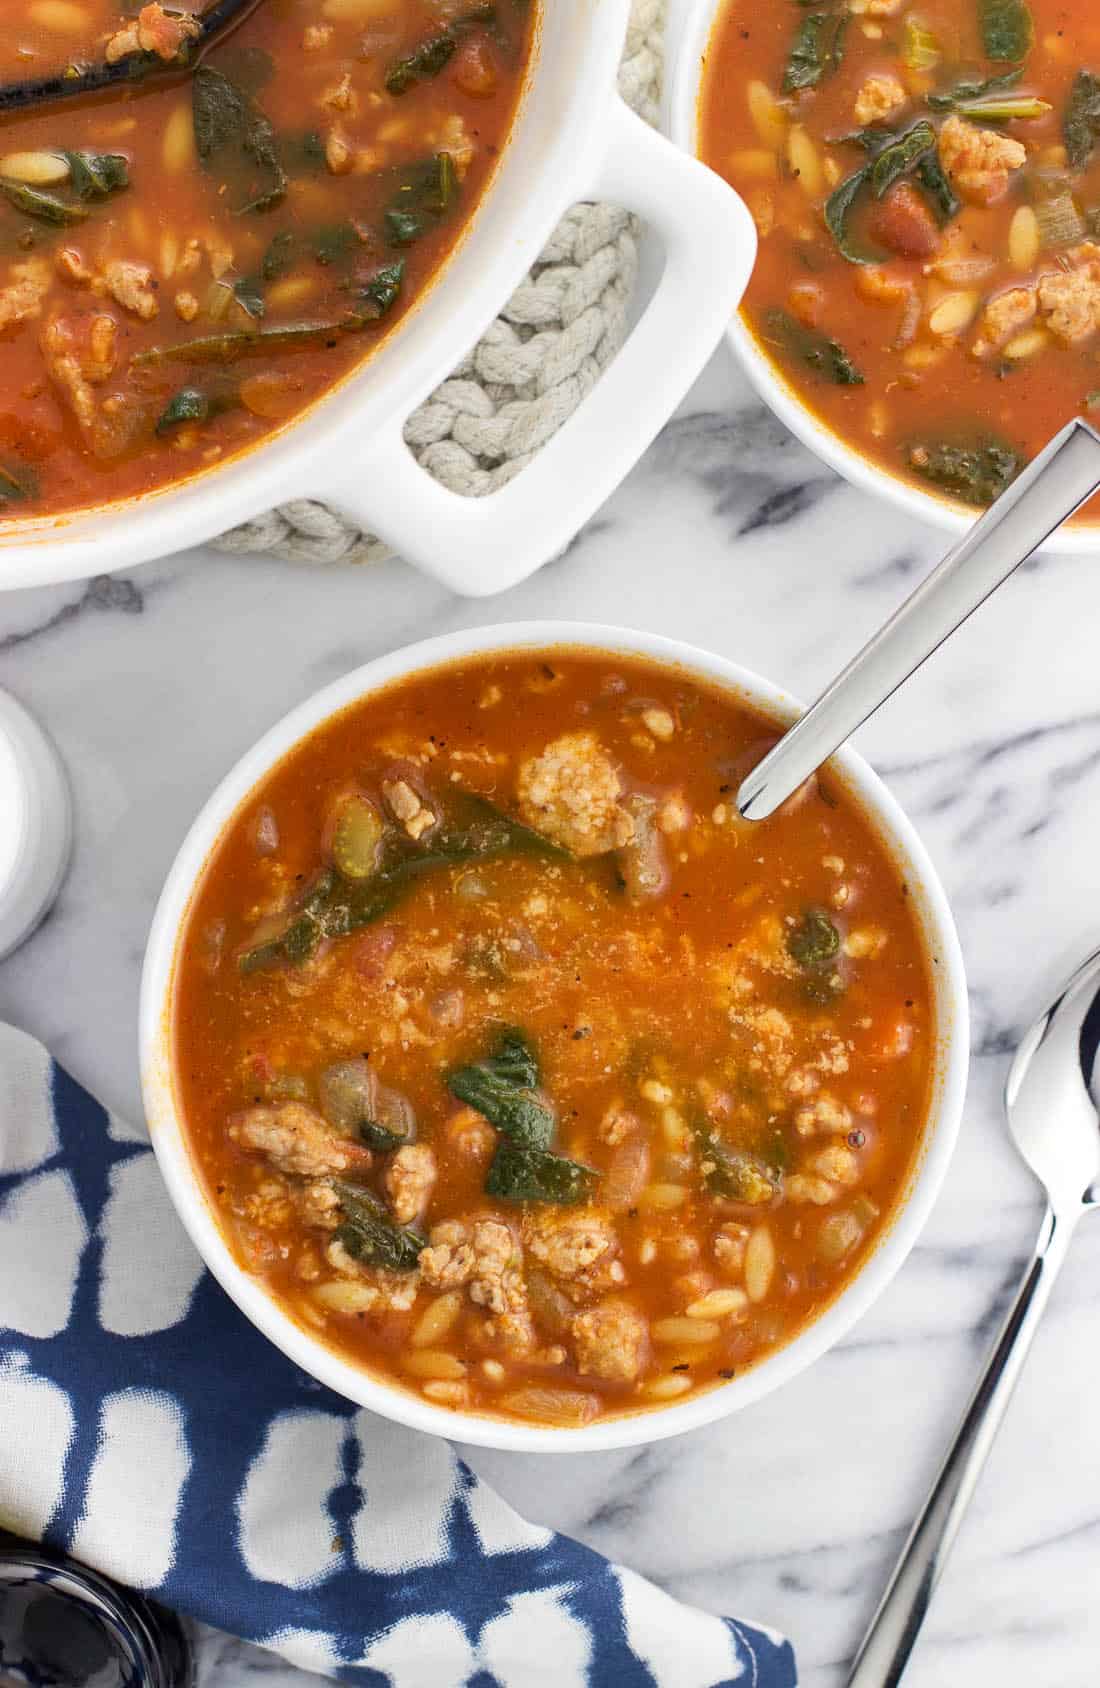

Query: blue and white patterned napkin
[0,1023,798,1686]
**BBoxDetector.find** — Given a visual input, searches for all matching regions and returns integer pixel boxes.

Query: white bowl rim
[666,0,1100,554]
[139,620,970,1453]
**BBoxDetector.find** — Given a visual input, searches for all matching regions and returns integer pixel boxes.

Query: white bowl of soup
[140,622,969,1452]
[0,0,756,596]
[670,0,1100,543]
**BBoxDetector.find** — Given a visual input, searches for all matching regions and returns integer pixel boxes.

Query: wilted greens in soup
[173,651,936,1428]
[0,0,533,519]
[699,0,1100,518]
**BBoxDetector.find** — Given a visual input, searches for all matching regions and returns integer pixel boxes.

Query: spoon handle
[737,417,1100,822]
[845,1202,1075,1688]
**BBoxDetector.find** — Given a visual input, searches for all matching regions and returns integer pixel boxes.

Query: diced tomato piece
[867,184,940,260]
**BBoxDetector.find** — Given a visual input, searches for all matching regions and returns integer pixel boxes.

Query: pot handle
[319,98,757,596]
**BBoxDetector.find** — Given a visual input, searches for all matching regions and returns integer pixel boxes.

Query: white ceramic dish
[666,0,1100,552]
[0,0,757,598]
[140,620,969,1453]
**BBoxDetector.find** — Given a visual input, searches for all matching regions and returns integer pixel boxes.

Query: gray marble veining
[2,347,1098,1687]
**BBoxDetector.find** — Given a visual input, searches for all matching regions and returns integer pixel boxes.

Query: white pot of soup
[140,623,968,1452]
[0,0,757,595]
[670,0,1100,544]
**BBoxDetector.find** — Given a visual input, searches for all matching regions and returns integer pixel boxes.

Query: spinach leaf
[134,320,357,365]
[782,8,848,93]
[156,387,211,434]
[447,1028,553,1148]
[979,0,1033,61]
[485,1141,598,1204]
[764,309,864,385]
[351,260,405,320]
[359,1120,407,1152]
[192,65,287,214]
[787,908,841,969]
[63,150,129,198]
[926,67,1021,109]
[384,153,458,246]
[825,121,951,259]
[693,1123,777,1203]
[869,120,936,197]
[334,1184,423,1271]
[386,32,456,94]
[916,150,960,222]
[1,181,87,224]
[824,161,877,263]
[237,791,564,972]
[232,273,264,317]
[385,5,497,94]
[947,92,1049,119]
[1064,70,1100,170]
[908,436,1022,504]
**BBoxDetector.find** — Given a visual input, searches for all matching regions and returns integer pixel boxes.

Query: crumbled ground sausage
[938,116,1026,205]
[854,73,906,127]
[1037,243,1100,344]
[419,1215,534,1350]
[971,285,1038,357]
[230,1101,373,1179]
[517,732,631,856]
[524,1208,625,1300]
[572,1300,649,1383]
[40,313,122,448]
[297,1179,342,1231]
[242,1178,294,1229]
[383,778,436,841]
[794,1093,853,1136]
[713,1222,750,1275]
[384,1142,436,1224]
[0,260,51,333]
[102,260,159,321]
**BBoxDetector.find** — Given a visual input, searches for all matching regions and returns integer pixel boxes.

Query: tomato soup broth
[699,0,1100,515]
[172,650,937,1428]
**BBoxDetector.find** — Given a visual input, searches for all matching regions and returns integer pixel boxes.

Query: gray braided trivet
[213,0,663,568]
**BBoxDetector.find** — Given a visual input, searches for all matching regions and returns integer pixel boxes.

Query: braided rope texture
[213,0,663,568]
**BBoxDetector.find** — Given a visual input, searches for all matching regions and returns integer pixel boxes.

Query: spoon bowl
[1005,946,1100,1212]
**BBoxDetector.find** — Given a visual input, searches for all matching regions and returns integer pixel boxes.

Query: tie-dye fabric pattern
[0,1024,798,1687]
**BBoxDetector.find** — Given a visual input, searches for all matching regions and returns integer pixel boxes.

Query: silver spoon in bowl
[845,949,1100,1687]
[736,415,1100,824]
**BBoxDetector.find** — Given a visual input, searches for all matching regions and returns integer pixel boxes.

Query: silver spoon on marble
[844,948,1100,1687]
[736,415,1100,823]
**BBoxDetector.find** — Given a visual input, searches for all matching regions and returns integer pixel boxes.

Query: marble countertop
[3,347,1099,1688]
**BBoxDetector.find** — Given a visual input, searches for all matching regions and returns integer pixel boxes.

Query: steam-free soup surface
[174,651,935,1428]
[699,0,1100,517]
[0,0,532,518]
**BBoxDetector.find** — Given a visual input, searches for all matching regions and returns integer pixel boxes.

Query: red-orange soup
[699,0,1100,517]
[172,650,937,1427]
[0,0,533,519]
